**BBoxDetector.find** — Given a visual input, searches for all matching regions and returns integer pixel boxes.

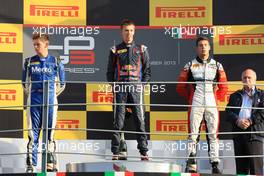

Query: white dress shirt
[239,87,255,119]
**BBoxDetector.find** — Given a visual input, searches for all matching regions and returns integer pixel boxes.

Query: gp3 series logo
[49,36,99,74]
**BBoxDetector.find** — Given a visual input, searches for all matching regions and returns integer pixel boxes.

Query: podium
[66,160,182,173]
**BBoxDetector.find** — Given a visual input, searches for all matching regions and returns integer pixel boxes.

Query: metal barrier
[0,80,263,173]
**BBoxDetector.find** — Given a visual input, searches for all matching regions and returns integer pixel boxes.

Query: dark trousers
[111,91,148,155]
[234,135,263,175]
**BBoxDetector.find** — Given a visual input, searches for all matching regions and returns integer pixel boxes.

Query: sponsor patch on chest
[117,49,127,54]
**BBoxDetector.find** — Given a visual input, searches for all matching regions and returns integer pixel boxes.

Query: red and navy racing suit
[107,41,150,155]
[176,57,228,163]
[22,55,65,167]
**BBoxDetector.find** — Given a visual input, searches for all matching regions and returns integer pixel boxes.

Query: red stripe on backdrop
[70,61,92,65]
[70,50,90,55]
[70,55,91,59]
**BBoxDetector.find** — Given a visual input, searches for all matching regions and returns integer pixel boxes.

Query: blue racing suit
[22,54,65,167]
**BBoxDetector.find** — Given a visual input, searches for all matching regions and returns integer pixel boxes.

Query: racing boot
[118,132,127,160]
[212,162,221,174]
[47,152,58,172]
[185,153,197,173]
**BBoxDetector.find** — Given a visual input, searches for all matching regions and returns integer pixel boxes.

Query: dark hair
[120,19,135,30]
[196,36,210,46]
[32,33,49,41]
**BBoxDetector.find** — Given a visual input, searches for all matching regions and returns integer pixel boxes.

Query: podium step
[66,160,182,173]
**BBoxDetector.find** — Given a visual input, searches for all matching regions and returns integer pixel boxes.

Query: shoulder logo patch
[117,49,127,54]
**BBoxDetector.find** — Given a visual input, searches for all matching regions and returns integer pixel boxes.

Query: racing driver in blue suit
[22,33,65,172]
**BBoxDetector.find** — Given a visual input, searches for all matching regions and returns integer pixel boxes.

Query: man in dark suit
[226,69,264,175]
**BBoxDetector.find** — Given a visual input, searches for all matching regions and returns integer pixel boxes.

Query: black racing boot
[140,151,149,161]
[112,153,119,160]
[26,165,34,173]
[47,152,58,172]
[185,153,197,173]
[212,162,221,174]
[118,132,127,160]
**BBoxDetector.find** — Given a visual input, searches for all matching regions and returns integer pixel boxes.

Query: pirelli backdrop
[0,0,263,140]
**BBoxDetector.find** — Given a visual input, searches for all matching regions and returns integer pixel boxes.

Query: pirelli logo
[0,32,16,44]
[0,89,16,101]
[92,91,113,103]
[56,119,79,129]
[156,6,205,18]
[156,120,206,132]
[156,120,187,132]
[219,34,264,46]
[30,5,79,17]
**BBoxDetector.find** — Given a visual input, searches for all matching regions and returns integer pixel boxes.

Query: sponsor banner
[0,110,23,138]
[0,0,23,24]
[58,83,87,111]
[0,24,23,53]
[216,54,264,81]
[86,111,114,139]
[86,111,150,140]
[214,25,264,54]
[150,112,206,140]
[86,84,113,111]
[86,84,150,112]
[86,0,149,26]
[23,26,195,81]
[150,83,185,112]
[217,81,264,111]
[213,0,264,25]
[0,53,22,80]
[0,80,23,110]
[150,0,212,26]
[55,111,86,139]
[24,0,86,25]
[24,111,86,139]
[23,26,101,81]
[24,26,195,81]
